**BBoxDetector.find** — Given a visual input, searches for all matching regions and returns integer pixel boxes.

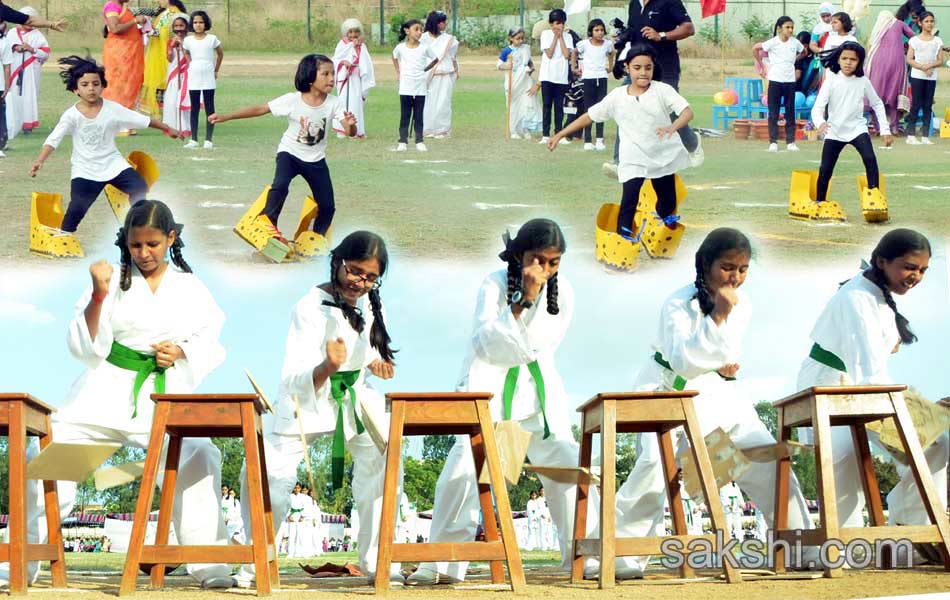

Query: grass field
[4,54,950,269]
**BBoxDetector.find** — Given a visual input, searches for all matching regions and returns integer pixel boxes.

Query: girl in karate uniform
[797,228,946,532]
[332,18,375,138]
[2,199,233,590]
[408,218,598,585]
[610,228,814,577]
[237,231,402,586]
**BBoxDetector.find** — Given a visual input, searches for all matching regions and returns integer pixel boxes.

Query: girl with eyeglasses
[235,231,405,587]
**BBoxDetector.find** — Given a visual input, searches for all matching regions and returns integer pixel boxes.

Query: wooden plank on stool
[241,401,273,596]
[813,393,842,578]
[470,427,506,584]
[598,399,617,589]
[571,415,594,583]
[150,435,181,588]
[391,541,508,562]
[773,405,792,574]
[8,400,28,595]
[375,398,405,594]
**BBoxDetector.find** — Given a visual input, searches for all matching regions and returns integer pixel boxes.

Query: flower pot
[734,119,751,140]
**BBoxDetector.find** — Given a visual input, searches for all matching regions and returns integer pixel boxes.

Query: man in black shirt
[0,2,67,32]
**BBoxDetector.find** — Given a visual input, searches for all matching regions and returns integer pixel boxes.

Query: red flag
[701,0,726,18]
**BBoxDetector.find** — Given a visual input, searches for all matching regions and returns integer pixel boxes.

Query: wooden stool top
[386,392,493,436]
[774,385,908,428]
[149,393,266,438]
[578,391,699,434]
[774,384,907,406]
[0,393,56,437]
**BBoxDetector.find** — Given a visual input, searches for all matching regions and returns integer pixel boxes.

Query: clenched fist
[89,260,114,295]
[522,257,549,302]
[325,337,347,374]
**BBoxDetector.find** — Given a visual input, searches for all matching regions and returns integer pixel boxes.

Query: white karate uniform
[720,482,745,540]
[163,40,191,136]
[222,496,245,543]
[796,273,949,527]
[310,500,323,555]
[6,27,48,136]
[239,287,400,578]
[332,38,375,137]
[295,496,318,558]
[539,495,557,550]
[526,498,542,550]
[421,31,459,137]
[285,492,306,557]
[2,266,230,588]
[613,283,814,573]
[417,270,600,581]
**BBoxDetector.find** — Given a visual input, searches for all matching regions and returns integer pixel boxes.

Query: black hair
[170,13,189,27]
[896,0,925,22]
[549,8,567,24]
[692,228,752,315]
[189,10,211,31]
[832,11,852,33]
[115,200,191,292]
[294,53,333,93]
[587,18,606,37]
[864,229,931,345]
[796,30,812,51]
[613,42,660,80]
[917,10,935,22]
[424,11,447,35]
[498,218,566,316]
[820,41,865,76]
[774,16,793,36]
[329,231,396,362]
[398,19,421,42]
[58,54,108,91]
[160,1,187,14]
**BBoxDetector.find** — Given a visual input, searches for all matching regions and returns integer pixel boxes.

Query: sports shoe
[201,576,236,589]
[906,136,921,145]
[558,137,571,145]
[768,143,779,152]
[203,140,214,150]
[538,136,550,144]
[255,216,289,245]
[595,138,606,151]
[395,142,407,152]
[786,143,800,152]
[0,150,6,158]
[688,135,704,167]
[582,564,644,580]
[183,139,199,149]
[920,137,934,145]
[405,567,459,586]
[584,142,594,151]
[602,161,618,179]
[416,142,428,152]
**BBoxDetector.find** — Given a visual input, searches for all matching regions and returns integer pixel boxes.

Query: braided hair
[863,228,931,345]
[692,228,753,315]
[115,200,191,291]
[329,231,396,362]
[498,218,566,316]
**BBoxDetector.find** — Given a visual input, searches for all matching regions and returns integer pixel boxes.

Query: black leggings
[263,152,335,235]
[618,175,677,235]
[540,81,567,136]
[63,168,147,232]
[768,80,797,144]
[906,77,936,138]
[399,95,425,143]
[189,89,216,142]
[816,133,879,203]
[582,78,608,142]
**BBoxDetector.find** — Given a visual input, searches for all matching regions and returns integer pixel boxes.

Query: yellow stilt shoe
[857,174,888,223]
[104,151,160,223]
[233,186,292,263]
[291,196,331,259]
[641,214,686,259]
[29,192,84,258]
[594,203,641,272]
[638,174,689,215]
[788,169,847,222]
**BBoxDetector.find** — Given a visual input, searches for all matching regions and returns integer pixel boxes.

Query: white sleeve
[586,90,614,123]
[113,102,152,131]
[661,298,736,380]
[172,277,227,389]
[360,46,376,90]
[795,39,805,53]
[540,30,553,48]
[577,40,588,54]
[267,92,296,118]
[280,301,330,405]
[761,37,777,52]
[43,110,75,149]
[836,294,894,384]
[329,95,347,123]
[66,274,121,367]
[391,44,401,61]
[662,84,690,116]
[811,77,831,128]
[33,32,49,63]
[470,275,535,367]
[211,34,221,49]
[863,78,890,136]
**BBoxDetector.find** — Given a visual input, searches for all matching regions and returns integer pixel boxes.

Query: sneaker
[768,143,779,152]
[395,142,407,152]
[920,137,934,145]
[183,139,199,149]
[0,150,6,158]
[416,142,428,152]
[688,135,705,167]
[255,216,289,244]
[906,136,921,145]
[203,140,214,150]
[601,162,618,179]
[786,143,800,152]
[595,139,606,151]
[558,137,571,145]
[201,576,236,589]
[538,136,550,144]
[584,142,594,151]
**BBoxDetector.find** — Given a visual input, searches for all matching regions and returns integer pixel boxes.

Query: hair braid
[170,240,193,274]
[368,288,396,362]
[692,253,715,315]
[545,272,559,315]
[505,258,521,304]
[115,228,133,291]
[867,267,917,344]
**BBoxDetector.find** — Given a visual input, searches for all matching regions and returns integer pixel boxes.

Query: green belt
[106,341,165,419]
[329,370,364,491]
[653,352,736,391]
[502,360,550,439]
[289,507,304,514]
[809,343,847,372]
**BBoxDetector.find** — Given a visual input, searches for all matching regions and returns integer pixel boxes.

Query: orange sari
[101,2,144,109]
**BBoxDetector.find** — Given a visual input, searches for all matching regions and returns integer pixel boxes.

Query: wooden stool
[119,394,279,596]
[571,391,740,588]
[773,385,950,577]
[375,393,525,594]
[0,394,67,595]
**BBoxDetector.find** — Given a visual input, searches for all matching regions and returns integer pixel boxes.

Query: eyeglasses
[341,259,382,289]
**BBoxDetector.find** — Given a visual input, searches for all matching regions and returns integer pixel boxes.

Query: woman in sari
[102,0,145,132]
[141,0,187,117]
[866,10,915,134]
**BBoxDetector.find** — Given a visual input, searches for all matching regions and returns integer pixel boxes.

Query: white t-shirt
[267,92,346,163]
[576,39,614,80]
[539,29,574,84]
[0,36,12,92]
[44,99,151,181]
[909,36,944,81]
[587,82,691,182]
[762,36,804,83]
[823,32,856,52]
[811,73,890,140]
[392,42,437,96]
[182,33,221,90]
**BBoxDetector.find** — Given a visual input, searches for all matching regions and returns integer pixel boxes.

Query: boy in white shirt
[537,9,574,145]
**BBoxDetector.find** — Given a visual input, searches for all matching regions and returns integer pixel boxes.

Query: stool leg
[254,413,280,589]
[659,428,693,580]
[475,400,525,592]
[598,400,616,590]
[120,401,171,596]
[571,416,594,584]
[375,399,405,594]
[890,392,950,571]
[813,394,842,578]
[150,434,181,589]
[470,427,505,585]
[242,402,273,596]
[40,414,67,589]
[681,399,739,583]
[851,423,890,567]
[773,406,791,573]
[8,402,28,595]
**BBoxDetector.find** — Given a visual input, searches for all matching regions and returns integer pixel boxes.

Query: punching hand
[717,363,740,378]
[325,337,347,374]
[89,260,114,295]
[367,359,395,380]
[522,257,548,302]
[712,286,739,322]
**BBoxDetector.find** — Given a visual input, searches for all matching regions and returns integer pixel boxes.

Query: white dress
[332,38,375,137]
[163,39,191,135]
[6,27,48,135]
[796,273,949,527]
[497,45,542,136]
[421,31,459,137]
